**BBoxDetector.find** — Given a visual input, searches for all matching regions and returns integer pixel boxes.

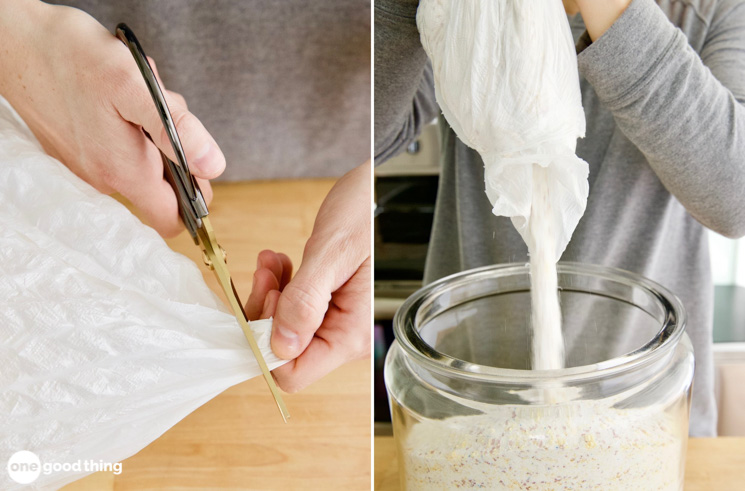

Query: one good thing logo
[6,451,123,484]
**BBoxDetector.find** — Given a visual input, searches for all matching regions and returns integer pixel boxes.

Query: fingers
[153,64,215,208]
[257,249,284,285]
[270,161,370,360]
[271,326,368,393]
[271,258,371,393]
[111,140,211,237]
[131,177,181,237]
[270,268,332,359]
[107,122,182,237]
[260,290,281,320]
[269,225,366,360]
[166,89,187,110]
[110,54,224,236]
[195,177,213,205]
[277,253,293,289]
[245,268,280,321]
[271,338,340,394]
[244,250,294,321]
[114,60,226,181]
[270,249,363,360]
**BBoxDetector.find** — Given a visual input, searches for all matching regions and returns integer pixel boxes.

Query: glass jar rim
[393,262,687,384]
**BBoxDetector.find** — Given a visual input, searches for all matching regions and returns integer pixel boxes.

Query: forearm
[374,0,438,164]
[578,0,745,237]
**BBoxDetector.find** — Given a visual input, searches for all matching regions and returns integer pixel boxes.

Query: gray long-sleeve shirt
[375,0,745,437]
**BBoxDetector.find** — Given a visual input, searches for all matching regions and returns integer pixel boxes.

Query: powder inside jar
[401,401,685,490]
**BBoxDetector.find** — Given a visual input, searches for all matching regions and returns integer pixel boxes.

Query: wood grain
[62,179,371,490]
[373,436,745,490]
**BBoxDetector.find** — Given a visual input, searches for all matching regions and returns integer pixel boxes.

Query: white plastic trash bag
[417,0,589,260]
[0,97,287,490]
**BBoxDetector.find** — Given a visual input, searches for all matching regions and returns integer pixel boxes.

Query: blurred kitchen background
[374,122,745,437]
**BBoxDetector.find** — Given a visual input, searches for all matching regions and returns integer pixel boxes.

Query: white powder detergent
[527,167,565,371]
[410,1,685,488]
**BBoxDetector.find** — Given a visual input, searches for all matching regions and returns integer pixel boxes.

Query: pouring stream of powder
[416,0,586,371]
[528,166,565,370]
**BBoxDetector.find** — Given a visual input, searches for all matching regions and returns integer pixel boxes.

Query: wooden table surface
[62,179,371,490]
[374,436,745,490]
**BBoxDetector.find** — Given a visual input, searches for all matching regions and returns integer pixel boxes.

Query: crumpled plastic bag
[417,0,589,260]
[0,96,287,490]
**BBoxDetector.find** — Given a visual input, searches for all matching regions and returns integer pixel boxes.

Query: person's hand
[244,161,371,393]
[574,0,633,41]
[0,1,225,237]
[562,0,580,16]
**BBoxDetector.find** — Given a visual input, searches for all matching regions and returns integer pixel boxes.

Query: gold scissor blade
[197,217,290,422]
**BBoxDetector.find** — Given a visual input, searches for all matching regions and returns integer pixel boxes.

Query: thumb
[270,253,336,360]
[115,62,226,180]
[271,231,365,359]
[270,162,370,359]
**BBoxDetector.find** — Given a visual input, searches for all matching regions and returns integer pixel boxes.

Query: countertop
[374,436,745,490]
[62,179,371,490]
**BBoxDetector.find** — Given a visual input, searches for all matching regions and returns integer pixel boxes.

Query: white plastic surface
[0,97,287,490]
[417,0,589,260]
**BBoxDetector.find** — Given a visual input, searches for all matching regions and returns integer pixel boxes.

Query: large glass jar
[384,263,694,490]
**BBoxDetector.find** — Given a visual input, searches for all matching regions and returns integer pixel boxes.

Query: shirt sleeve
[374,0,439,164]
[577,0,745,238]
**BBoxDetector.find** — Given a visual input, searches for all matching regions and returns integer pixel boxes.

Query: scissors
[115,23,290,422]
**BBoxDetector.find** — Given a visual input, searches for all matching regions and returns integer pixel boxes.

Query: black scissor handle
[115,23,208,244]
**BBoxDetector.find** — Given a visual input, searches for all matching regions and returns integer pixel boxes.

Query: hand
[575,0,633,41]
[0,1,225,237]
[562,0,580,16]
[244,161,371,393]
